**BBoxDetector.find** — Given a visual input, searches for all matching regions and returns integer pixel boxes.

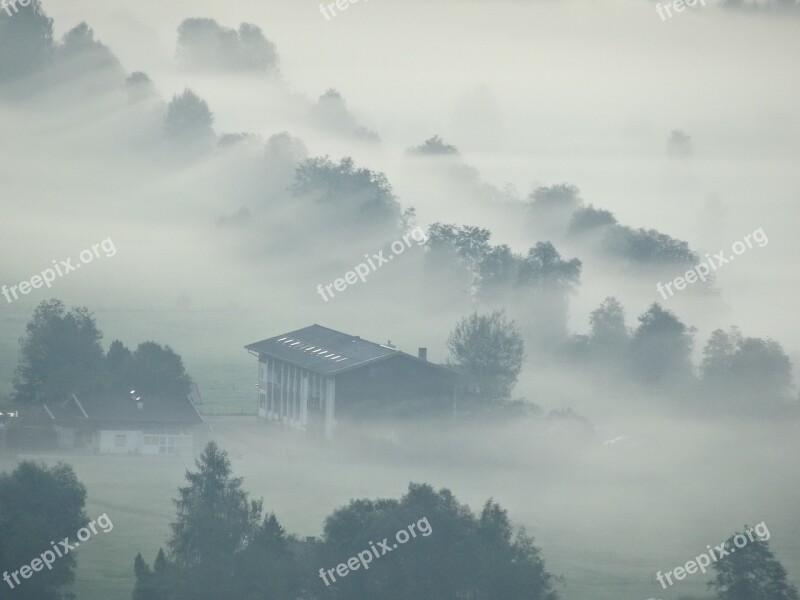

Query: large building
[245,325,458,439]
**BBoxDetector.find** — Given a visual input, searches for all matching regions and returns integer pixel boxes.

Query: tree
[529,183,582,213]
[106,339,132,392]
[709,528,799,600]
[135,448,558,600]
[237,23,280,72]
[176,18,237,70]
[133,548,178,600]
[128,342,192,398]
[407,135,459,156]
[54,21,123,78]
[13,299,106,404]
[701,327,793,406]
[423,227,581,347]
[667,129,693,158]
[134,442,301,600]
[236,513,303,600]
[317,482,558,600]
[132,553,159,600]
[630,303,695,385]
[730,337,792,400]
[476,500,558,600]
[519,242,582,292]
[587,297,629,358]
[568,205,617,235]
[0,0,54,82]
[12,301,192,405]
[0,462,87,600]
[528,183,582,232]
[701,328,738,382]
[164,89,215,147]
[126,71,155,102]
[176,18,279,74]
[252,131,309,197]
[603,225,698,265]
[478,244,518,290]
[308,89,380,141]
[168,441,261,583]
[447,310,524,404]
[291,156,401,233]
[151,441,262,600]
[425,223,492,296]
[516,243,582,346]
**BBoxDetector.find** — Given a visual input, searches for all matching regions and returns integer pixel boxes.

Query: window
[155,435,192,454]
[115,434,126,447]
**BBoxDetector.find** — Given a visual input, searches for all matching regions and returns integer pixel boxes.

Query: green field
[0,452,189,600]
[0,420,722,600]
[5,415,800,600]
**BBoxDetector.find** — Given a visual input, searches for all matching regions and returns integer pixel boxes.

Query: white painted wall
[91,430,195,455]
[141,433,193,456]
[325,378,336,440]
[99,430,140,454]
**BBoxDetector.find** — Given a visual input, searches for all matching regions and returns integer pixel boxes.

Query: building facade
[245,325,457,440]
[44,393,204,455]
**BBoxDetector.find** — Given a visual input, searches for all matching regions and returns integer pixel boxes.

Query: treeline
[2,447,795,600]
[417,203,784,410]
[567,298,794,410]
[131,442,559,600]
[11,299,192,405]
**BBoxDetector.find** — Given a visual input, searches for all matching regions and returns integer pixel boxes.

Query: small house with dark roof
[245,325,457,439]
[44,392,205,455]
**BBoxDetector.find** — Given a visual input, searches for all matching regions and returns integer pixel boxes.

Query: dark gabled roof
[45,393,203,425]
[245,324,441,376]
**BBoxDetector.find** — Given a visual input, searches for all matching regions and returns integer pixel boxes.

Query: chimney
[418,347,427,361]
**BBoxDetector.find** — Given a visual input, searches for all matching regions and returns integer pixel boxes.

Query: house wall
[55,425,75,448]
[325,378,335,440]
[255,353,452,438]
[257,355,335,439]
[334,355,454,418]
[141,432,194,456]
[89,428,195,455]
[98,429,141,454]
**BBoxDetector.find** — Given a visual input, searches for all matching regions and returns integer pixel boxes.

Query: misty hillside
[1,1,799,600]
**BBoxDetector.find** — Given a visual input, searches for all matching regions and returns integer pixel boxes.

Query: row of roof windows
[276,337,348,362]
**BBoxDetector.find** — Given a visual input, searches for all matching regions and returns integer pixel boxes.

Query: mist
[1,0,799,599]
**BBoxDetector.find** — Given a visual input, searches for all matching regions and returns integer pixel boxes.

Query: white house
[44,392,205,455]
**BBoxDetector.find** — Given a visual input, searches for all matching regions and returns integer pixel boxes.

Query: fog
[1,0,799,598]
